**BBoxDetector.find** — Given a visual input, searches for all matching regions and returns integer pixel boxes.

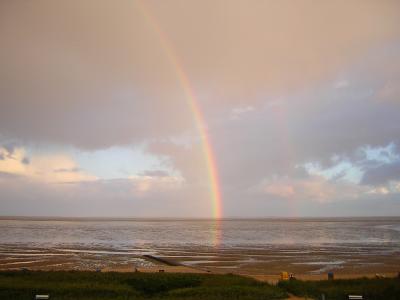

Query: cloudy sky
[1,0,400,217]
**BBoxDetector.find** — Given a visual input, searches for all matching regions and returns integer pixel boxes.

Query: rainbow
[137,2,223,219]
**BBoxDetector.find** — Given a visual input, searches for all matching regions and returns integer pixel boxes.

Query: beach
[1,217,399,280]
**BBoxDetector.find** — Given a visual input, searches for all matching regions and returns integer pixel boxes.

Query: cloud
[1,1,400,217]
[21,157,30,165]
[0,0,400,149]
[0,147,29,176]
[53,167,81,173]
[128,174,184,195]
[230,106,254,120]
[0,146,96,183]
[253,175,365,203]
[139,170,170,177]
[333,80,350,89]
[147,140,210,184]
[0,173,211,217]
[361,161,400,185]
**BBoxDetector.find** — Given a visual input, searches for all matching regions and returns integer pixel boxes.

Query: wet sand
[2,217,400,278]
[1,244,399,281]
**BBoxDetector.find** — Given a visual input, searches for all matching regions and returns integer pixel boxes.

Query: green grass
[2,271,399,300]
[278,277,400,300]
[0,271,287,300]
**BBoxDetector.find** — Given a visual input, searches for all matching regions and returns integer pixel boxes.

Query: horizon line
[1,215,399,221]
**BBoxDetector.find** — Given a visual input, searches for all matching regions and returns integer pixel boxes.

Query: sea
[1,217,399,274]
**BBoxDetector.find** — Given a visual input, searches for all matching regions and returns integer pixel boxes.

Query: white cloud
[253,175,366,203]
[333,79,350,89]
[230,106,254,120]
[0,146,96,183]
[128,174,185,195]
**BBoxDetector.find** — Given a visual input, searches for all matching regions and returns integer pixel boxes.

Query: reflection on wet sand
[1,243,399,276]
[1,218,400,277]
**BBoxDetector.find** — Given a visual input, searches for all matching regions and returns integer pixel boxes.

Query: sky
[1,0,400,218]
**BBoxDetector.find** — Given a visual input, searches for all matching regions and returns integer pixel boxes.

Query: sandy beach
[1,244,399,282]
[1,218,399,282]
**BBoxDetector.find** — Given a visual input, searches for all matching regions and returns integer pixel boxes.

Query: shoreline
[2,253,399,284]
[101,264,400,284]
[1,262,399,284]
[1,244,399,278]
[1,218,399,283]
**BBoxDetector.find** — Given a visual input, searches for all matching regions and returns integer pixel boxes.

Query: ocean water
[1,217,400,248]
[1,217,400,273]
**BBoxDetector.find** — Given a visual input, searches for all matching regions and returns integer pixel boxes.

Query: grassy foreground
[2,271,400,300]
[278,277,400,300]
[0,271,287,300]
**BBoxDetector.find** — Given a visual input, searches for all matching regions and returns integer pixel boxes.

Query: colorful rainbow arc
[137,2,223,219]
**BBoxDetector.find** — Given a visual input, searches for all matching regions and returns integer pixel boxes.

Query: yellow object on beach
[280,271,289,280]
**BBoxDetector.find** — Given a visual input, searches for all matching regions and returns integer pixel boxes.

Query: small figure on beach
[328,272,334,280]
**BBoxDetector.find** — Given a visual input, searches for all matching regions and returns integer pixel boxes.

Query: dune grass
[278,277,400,300]
[0,270,287,300]
[2,270,399,299]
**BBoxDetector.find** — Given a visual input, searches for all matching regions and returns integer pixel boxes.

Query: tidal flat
[1,217,400,277]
